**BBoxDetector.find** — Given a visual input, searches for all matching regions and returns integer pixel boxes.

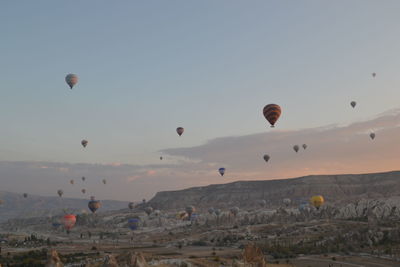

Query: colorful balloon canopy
[88,199,101,213]
[128,218,140,231]
[310,195,324,210]
[185,206,195,219]
[218,167,225,176]
[62,214,76,232]
[176,127,184,136]
[65,74,78,89]
[263,104,281,128]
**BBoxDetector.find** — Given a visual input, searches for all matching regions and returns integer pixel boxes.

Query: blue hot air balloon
[218,168,225,176]
[128,218,140,231]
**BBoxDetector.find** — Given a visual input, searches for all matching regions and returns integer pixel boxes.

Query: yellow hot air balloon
[310,195,324,210]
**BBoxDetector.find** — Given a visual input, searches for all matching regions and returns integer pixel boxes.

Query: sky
[1,1,400,201]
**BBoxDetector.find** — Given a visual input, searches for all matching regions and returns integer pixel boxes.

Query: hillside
[148,170,400,210]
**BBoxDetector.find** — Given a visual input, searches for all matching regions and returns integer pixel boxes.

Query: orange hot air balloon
[310,195,324,210]
[62,214,76,233]
[263,104,281,128]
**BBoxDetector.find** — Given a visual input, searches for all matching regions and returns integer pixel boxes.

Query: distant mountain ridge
[0,191,128,222]
[148,171,400,210]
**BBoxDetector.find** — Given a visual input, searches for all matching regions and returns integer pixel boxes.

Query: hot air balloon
[215,209,221,216]
[81,140,88,148]
[160,156,163,160]
[128,202,135,210]
[128,218,140,231]
[370,133,375,140]
[23,193,28,198]
[263,154,270,162]
[70,179,74,185]
[310,195,324,210]
[372,72,376,78]
[62,214,76,234]
[142,199,146,204]
[176,127,184,136]
[144,207,153,216]
[263,104,281,128]
[283,198,291,207]
[185,206,195,220]
[88,198,101,213]
[293,145,299,153]
[350,101,357,108]
[258,200,267,208]
[176,211,188,220]
[57,190,63,197]
[230,206,239,217]
[102,179,107,185]
[302,144,307,150]
[82,176,86,182]
[154,210,161,216]
[81,189,86,194]
[218,167,225,176]
[65,74,78,89]
[208,207,215,215]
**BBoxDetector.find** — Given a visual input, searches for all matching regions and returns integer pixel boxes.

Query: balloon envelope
[57,190,63,197]
[263,154,270,162]
[263,104,282,127]
[65,74,78,89]
[218,168,225,176]
[351,101,357,108]
[128,202,135,210]
[370,133,375,140]
[176,127,184,136]
[310,195,324,209]
[128,218,140,231]
[293,145,299,153]
[302,144,307,150]
[62,214,76,230]
[81,140,88,148]
[88,200,101,213]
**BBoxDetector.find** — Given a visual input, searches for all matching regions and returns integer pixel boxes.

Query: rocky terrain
[149,170,400,210]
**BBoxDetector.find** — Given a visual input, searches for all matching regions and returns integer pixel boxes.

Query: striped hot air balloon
[263,104,281,128]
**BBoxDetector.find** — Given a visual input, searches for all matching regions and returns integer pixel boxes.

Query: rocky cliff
[148,171,400,210]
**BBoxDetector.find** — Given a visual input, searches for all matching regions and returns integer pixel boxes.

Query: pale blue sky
[1,1,400,165]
